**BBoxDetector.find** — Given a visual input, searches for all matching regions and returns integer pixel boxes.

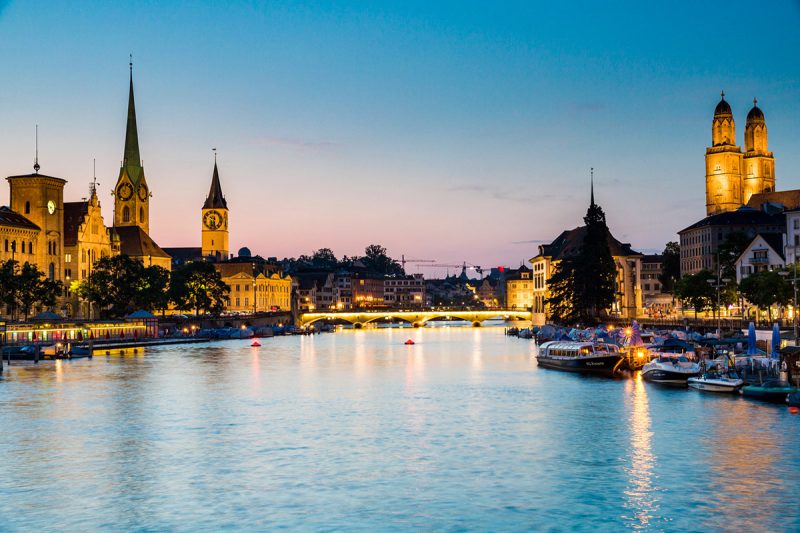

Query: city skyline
[1,1,799,271]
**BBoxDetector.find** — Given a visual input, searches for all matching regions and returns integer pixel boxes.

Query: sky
[1,1,799,275]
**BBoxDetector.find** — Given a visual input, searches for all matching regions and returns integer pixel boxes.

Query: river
[1,325,799,531]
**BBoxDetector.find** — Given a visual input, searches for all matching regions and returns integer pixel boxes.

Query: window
[123,206,130,222]
[49,263,55,280]
[65,253,72,263]
[24,201,30,214]
[139,207,144,223]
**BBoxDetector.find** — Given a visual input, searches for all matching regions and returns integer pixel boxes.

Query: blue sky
[1,1,799,272]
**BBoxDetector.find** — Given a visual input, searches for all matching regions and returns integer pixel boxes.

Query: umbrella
[771,323,781,359]
[747,322,758,355]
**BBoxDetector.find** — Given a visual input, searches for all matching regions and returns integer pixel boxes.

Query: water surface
[1,327,798,531]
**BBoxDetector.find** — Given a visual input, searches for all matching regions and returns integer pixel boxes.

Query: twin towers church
[0,65,231,293]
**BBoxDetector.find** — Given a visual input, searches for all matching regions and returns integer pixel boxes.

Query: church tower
[201,157,229,260]
[114,61,150,234]
[743,98,775,203]
[705,92,744,215]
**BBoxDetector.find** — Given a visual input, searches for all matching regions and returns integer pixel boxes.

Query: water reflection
[623,373,659,529]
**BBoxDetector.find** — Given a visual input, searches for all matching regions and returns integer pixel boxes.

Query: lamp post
[707,251,731,337]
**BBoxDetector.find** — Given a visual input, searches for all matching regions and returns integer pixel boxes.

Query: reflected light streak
[623,373,659,529]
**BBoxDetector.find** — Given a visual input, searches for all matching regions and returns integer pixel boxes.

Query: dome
[747,98,765,123]
[238,247,252,258]
[714,93,732,116]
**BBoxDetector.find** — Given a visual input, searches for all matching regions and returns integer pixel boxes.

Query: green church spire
[123,59,142,177]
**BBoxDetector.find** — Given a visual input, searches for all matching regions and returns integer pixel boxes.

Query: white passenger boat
[641,355,701,385]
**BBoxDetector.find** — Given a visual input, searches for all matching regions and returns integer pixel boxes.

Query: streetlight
[780,264,799,346]
[707,275,731,338]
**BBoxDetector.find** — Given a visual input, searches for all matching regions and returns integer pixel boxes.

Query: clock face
[117,182,133,200]
[203,210,222,230]
[47,200,55,215]
[138,184,148,201]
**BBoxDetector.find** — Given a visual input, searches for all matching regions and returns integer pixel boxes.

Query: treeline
[282,244,404,276]
[72,255,230,318]
[0,260,63,320]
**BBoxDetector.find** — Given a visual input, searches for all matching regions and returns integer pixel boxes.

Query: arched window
[4,239,8,252]
[123,206,130,222]
[139,207,144,223]
[24,201,30,214]
[49,263,55,280]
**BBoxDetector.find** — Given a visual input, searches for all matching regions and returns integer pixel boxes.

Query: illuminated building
[706,93,775,215]
[504,266,534,310]
[201,159,229,261]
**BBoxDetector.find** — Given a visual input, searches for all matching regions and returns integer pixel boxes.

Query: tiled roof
[113,226,171,259]
[0,206,40,231]
[747,189,800,211]
[679,207,783,233]
[538,226,640,260]
[63,201,89,247]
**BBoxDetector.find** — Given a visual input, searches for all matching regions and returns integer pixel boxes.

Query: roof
[0,206,40,231]
[162,247,203,263]
[747,190,800,211]
[759,233,785,260]
[113,226,171,259]
[122,67,143,185]
[296,271,333,291]
[63,201,89,247]
[679,207,783,233]
[203,161,227,209]
[537,226,640,260]
[641,254,663,263]
[504,265,532,281]
[747,100,765,123]
[714,94,732,116]
[6,173,67,184]
[127,309,156,319]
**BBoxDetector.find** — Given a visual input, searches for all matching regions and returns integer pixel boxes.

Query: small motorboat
[642,355,701,385]
[741,379,798,403]
[688,373,744,393]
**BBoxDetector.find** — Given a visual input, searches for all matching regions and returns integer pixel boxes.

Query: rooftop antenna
[590,167,595,206]
[213,147,217,162]
[90,158,99,196]
[33,124,40,173]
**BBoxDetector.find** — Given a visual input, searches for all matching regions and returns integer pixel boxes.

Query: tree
[0,260,62,319]
[170,261,230,317]
[545,256,579,324]
[739,270,791,322]
[310,248,338,269]
[717,231,750,280]
[135,266,171,314]
[572,198,617,320]
[77,255,152,318]
[362,244,404,276]
[658,241,681,293]
[675,270,715,318]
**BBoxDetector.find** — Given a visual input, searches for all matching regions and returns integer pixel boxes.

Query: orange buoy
[789,406,799,414]
[405,339,415,345]
[251,341,261,347]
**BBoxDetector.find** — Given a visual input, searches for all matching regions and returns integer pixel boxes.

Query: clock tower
[114,62,150,234]
[201,158,229,261]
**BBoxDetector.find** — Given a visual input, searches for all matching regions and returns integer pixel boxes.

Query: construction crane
[426,262,484,278]
[400,255,436,270]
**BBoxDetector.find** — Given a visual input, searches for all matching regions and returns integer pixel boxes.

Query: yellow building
[706,93,775,215]
[201,159,229,261]
[111,63,171,271]
[222,271,292,313]
[63,182,114,317]
[505,266,534,310]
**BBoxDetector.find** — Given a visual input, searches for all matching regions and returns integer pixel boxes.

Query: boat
[641,355,701,385]
[536,341,624,376]
[741,379,798,403]
[688,373,744,393]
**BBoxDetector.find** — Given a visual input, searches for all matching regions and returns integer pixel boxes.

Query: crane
[425,262,484,278]
[400,255,436,270]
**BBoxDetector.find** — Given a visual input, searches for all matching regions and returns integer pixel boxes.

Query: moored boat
[741,379,798,403]
[688,373,744,393]
[536,341,624,376]
[641,355,701,386]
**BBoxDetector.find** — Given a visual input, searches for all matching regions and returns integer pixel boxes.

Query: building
[705,94,775,215]
[640,255,664,299]
[296,271,337,312]
[384,274,425,308]
[63,183,114,317]
[110,64,171,271]
[734,233,785,282]
[223,270,292,313]
[504,266,534,310]
[473,277,501,308]
[529,189,643,325]
[0,206,41,267]
[678,207,784,276]
[784,209,800,265]
[350,270,385,309]
[201,159,229,261]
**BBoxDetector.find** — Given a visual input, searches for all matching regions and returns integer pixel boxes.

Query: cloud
[250,136,339,150]
[446,184,562,204]
[512,239,550,245]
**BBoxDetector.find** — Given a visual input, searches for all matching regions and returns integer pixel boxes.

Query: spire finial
[129,53,133,74]
[721,90,725,100]
[33,124,40,173]
[213,147,217,163]
[753,97,758,107]
[590,167,595,206]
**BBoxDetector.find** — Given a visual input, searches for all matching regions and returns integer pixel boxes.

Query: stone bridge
[298,309,532,328]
